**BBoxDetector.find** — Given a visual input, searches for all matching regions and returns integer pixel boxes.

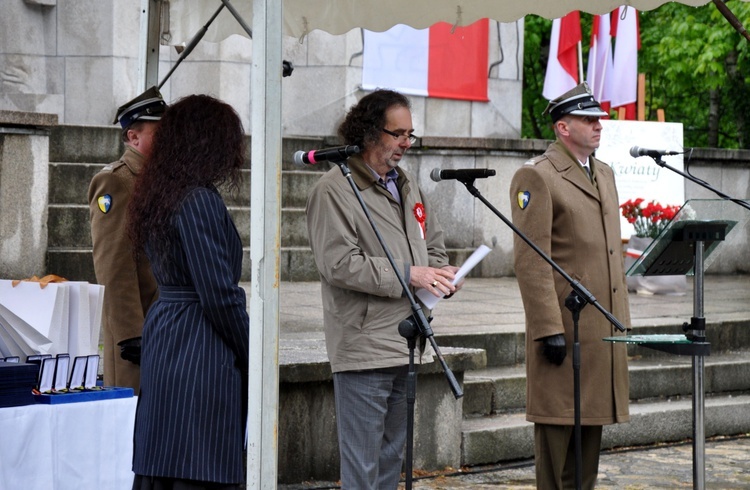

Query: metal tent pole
[248,0,283,487]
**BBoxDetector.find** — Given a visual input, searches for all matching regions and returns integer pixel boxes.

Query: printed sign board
[597,120,685,239]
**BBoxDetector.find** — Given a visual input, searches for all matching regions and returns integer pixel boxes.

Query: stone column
[0,110,58,278]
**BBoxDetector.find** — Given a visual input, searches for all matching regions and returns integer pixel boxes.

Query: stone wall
[0,0,524,139]
[409,138,750,276]
[36,124,750,284]
[0,110,57,279]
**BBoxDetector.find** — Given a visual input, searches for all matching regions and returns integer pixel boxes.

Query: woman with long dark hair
[127,94,249,490]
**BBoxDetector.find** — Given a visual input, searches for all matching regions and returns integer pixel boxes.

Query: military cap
[112,86,167,128]
[542,82,608,123]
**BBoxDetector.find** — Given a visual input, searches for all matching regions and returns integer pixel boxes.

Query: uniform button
[609,249,614,255]
[613,287,618,293]
[384,268,390,272]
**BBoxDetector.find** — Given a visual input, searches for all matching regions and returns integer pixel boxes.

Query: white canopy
[169,0,718,42]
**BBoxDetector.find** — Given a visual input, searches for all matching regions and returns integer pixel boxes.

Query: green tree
[522,15,554,141]
[522,2,750,149]
[640,1,750,148]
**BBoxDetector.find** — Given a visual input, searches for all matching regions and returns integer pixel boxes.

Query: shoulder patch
[517,191,531,210]
[97,194,112,213]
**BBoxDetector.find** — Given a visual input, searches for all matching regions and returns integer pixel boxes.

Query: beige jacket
[306,156,449,373]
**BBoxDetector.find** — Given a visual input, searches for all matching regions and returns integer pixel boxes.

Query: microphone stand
[398,317,421,490]
[452,176,626,490]
[333,159,463,490]
[647,154,750,212]
[643,154,749,490]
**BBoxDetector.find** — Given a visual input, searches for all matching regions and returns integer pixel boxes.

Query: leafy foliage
[521,2,750,148]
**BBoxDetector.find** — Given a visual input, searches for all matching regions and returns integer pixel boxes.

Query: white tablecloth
[1,397,137,490]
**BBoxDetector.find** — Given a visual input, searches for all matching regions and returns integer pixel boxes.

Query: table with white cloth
[0,397,137,490]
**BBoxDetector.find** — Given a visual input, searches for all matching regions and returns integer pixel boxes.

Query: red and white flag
[362,19,489,102]
[586,13,614,114]
[610,6,640,119]
[543,11,582,101]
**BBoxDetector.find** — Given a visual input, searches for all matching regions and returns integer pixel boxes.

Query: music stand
[605,199,746,490]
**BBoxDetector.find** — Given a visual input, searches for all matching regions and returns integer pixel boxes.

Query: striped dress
[132,186,249,484]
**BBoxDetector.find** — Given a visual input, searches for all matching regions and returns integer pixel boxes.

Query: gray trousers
[333,365,409,489]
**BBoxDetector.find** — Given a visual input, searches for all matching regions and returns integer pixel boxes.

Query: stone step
[46,246,322,284]
[460,393,750,466]
[49,163,102,205]
[46,205,309,248]
[49,125,124,164]
[48,125,332,171]
[49,163,324,209]
[434,317,750,368]
[462,352,750,416]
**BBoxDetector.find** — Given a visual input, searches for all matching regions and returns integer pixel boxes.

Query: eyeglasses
[383,128,418,145]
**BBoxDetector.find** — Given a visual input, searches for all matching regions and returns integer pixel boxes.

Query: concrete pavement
[398,435,750,489]
[275,274,750,489]
[277,274,750,340]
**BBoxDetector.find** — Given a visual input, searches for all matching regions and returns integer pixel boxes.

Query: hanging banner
[362,19,490,102]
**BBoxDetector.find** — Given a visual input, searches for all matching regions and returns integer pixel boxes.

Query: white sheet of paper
[416,244,492,310]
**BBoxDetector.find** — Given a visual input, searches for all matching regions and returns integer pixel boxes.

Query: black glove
[117,337,142,365]
[541,334,566,366]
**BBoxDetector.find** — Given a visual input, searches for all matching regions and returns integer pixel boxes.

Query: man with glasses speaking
[306,89,461,489]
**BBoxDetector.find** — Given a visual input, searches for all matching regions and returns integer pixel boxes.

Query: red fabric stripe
[590,15,600,47]
[610,10,618,37]
[558,11,582,81]
[427,18,489,102]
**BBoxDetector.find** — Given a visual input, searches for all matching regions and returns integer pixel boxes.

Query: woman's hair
[127,94,245,262]
[338,89,411,150]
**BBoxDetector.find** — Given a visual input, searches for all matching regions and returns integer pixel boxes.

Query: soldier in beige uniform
[88,87,165,391]
[509,83,631,490]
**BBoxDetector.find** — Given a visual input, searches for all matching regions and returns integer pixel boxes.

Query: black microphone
[293,145,360,165]
[629,146,682,158]
[430,168,496,182]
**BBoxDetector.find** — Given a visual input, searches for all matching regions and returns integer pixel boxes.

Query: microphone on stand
[629,146,683,158]
[430,168,496,182]
[293,145,360,165]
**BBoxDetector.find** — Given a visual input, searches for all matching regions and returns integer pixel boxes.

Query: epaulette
[523,155,545,166]
[100,159,127,174]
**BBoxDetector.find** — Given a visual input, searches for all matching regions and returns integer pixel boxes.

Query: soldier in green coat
[87,87,165,391]
[510,83,631,490]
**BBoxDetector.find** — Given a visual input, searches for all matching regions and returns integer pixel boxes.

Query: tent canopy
[169,0,720,42]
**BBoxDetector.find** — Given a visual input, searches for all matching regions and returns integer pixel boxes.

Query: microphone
[629,146,682,158]
[293,145,360,165]
[430,168,496,182]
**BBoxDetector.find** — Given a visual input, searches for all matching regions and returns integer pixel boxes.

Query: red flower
[620,198,680,239]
